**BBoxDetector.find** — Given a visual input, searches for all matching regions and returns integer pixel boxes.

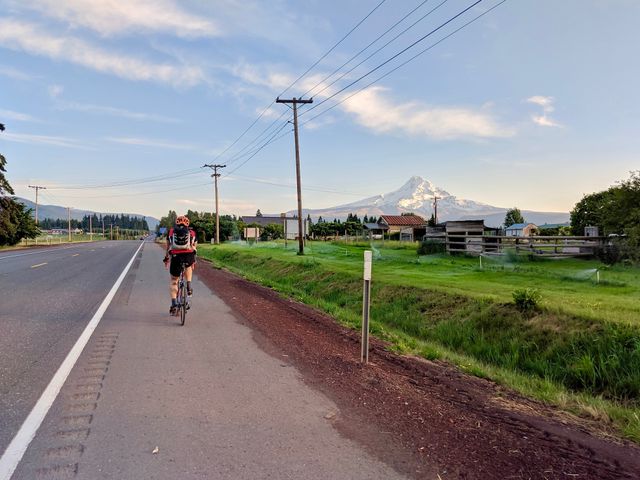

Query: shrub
[418,239,446,255]
[512,288,541,312]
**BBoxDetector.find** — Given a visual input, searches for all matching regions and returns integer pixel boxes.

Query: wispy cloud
[0,19,206,87]
[57,101,181,123]
[48,84,64,98]
[0,109,39,122]
[16,0,219,38]
[526,96,562,128]
[0,64,36,80]
[340,87,514,140]
[106,136,197,151]
[2,132,88,149]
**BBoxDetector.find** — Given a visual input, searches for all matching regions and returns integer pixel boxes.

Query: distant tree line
[157,210,385,242]
[39,214,149,231]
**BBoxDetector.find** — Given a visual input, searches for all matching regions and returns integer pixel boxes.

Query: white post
[596,269,600,284]
[361,250,373,364]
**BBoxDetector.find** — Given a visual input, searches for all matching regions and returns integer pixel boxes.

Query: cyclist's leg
[184,252,195,295]
[168,255,181,314]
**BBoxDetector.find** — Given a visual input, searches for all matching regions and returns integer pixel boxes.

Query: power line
[223,110,290,166]
[300,0,484,119]
[207,1,387,167]
[223,122,292,177]
[301,0,507,127]
[301,0,446,99]
[46,168,202,190]
[279,0,387,99]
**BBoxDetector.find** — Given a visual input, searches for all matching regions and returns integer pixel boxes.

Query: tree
[570,171,640,263]
[427,214,436,227]
[1,154,14,196]
[504,208,524,227]
[0,149,38,245]
[256,209,263,217]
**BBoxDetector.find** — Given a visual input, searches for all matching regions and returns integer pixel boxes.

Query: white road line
[72,254,80,257]
[0,241,144,480]
[0,247,75,261]
[30,263,47,269]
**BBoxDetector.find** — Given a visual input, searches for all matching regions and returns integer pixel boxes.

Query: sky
[1,0,639,220]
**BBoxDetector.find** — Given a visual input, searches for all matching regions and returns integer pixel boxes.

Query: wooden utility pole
[89,214,93,241]
[67,207,72,242]
[203,164,226,244]
[276,96,313,255]
[433,195,441,225]
[28,185,46,225]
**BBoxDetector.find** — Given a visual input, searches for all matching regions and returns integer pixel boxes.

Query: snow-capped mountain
[297,176,569,228]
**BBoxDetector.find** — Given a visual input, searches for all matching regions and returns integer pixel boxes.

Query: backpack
[171,225,192,250]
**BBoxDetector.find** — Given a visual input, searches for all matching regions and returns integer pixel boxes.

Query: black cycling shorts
[169,252,196,277]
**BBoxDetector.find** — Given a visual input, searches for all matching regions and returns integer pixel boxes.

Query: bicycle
[175,261,191,326]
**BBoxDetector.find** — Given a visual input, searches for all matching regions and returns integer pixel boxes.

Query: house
[240,215,308,240]
[362,222,388,240]
[505,223,537,237]
[379,215,426,241]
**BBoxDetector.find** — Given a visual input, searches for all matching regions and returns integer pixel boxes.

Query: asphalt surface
[5,242,408,479]
[0,241,145,458]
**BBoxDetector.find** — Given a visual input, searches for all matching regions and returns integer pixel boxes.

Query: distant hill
[14,197,159,230]
[294,176,569,228]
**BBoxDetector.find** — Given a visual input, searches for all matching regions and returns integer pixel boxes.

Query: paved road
[3,242,408,479]
[0,241,145,457]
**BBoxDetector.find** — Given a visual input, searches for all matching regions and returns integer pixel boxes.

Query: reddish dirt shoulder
[196,261,640,480]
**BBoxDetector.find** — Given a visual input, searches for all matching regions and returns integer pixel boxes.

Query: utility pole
[89,214,93,242]
[433,196,441,225]
[276,96,313,255]
[67,207,72,242]
[203,164,226,244]
[28,185,47,225]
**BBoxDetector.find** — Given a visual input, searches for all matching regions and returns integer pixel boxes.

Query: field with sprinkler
[198,240,640,441]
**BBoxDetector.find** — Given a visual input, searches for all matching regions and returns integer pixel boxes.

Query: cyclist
[164,215,197,315]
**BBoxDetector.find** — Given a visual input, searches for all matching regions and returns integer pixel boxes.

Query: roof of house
[380,214,425,226]
[505,223,536,230]
[241,216,287,227]
[363,223,389,230]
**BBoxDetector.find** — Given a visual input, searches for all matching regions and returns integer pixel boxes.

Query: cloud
[1,132,88,148]
[0,64,36,80]
[526,96,554,111]
[526,95,562,128]
[106,136,198,151]
[48,84,64,98]
[340,87,514,140]
[56,101,181,123]
[0,19,206,87]
[531,115,562,128]
[17,0,219,38]
[0,109,38,122]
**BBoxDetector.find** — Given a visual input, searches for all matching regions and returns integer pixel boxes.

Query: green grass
[198,240,640,442]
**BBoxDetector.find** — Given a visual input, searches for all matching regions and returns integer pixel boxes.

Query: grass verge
[198,242,640,442]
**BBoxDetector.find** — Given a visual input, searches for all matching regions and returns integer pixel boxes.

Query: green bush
[512,288,541,312]
[417,239,446,255]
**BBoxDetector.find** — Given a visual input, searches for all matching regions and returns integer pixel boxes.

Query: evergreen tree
[504,208,525,227]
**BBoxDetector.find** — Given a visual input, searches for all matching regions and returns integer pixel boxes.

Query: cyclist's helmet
[176,215,190,227]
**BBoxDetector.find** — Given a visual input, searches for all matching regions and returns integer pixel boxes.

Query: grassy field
[198,240,640,441]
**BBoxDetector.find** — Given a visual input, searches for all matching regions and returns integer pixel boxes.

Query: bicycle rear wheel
[179,285,187,326]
